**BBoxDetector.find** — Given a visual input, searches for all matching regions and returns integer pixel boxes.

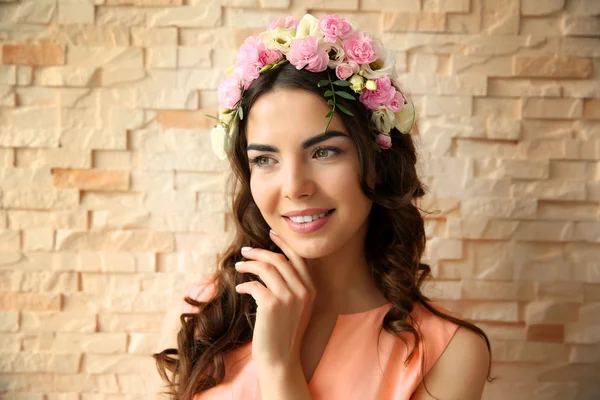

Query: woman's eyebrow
[246,130,347,152]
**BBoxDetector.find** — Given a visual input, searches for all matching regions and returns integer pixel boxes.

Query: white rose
[259,27,295,54]
[361,46,397,80]
[296,14,323,39]
[320,40,346,68]
[371,106,395,134]
[218,106,233,125]
[394,103,419,133]
[210,124,227,160]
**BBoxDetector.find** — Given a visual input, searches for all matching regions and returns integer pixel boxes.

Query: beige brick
[34,66,100,87]
[0,148,12,168]
[0,167,52,189]
[565,322,600,344]
[0,311,19,331]
[60,128,126,150]
[398,73,487,96]
[10,351,81,373]
[422,281,462,300]
[96,6,148,25]
[58,0,95,24]
[178,46,212,68]
[0,0,56,24]
[54,25,130,46]
[0,229,20,251]
[174,171,226,192]
[424,95,472,117]
[128,332,160,354]
[15,148,91,169]
[2,188,79,210]
[570,343,600,363]
[462,302,519,322]
[0,291,61,311]
[447,218,519,240]
[107,0,182,4]
[55,230,175,252]
[21,312,95,332]
[383,12,446,32]
[16,65,33,85]
[148,4,221,27]
[82,353,155,374]
[81,273,142,293]
[54,332,127,354]
[493,341,568,362]
[147,47,177,69]
[423,0,469,12]
[462,281,534,301]
[566,0,600,16]
[481,0,519,34]
[488,78,562,97]
[361,0,418,11]
[512,180,586,200]
[0,65,16,85]
[451,55,513,77]
[562,15,600,36]
[514,221,574,242]
[474,97,521,119]
[522,98,583,119]
[156,109,216,130]
[131,27,178,46]
[574,222,600,243]
[2,41,65,66]
[460,197,537,218]
[8,210,87,230]
[22,229,54,251]
[514,56,593,78]
[526,301,579,324]
[0,333,20,352]
[538,202,598,221]
[521,0,565,15]
[98,313,164,332]
[67,47,144,68]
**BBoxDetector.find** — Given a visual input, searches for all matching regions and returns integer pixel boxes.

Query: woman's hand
[234,229,316,370]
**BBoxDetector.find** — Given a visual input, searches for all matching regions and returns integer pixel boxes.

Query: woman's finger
[241,245,306,295]
[235,280,277,309]
[235,260,291,299]
[269,230,315,294]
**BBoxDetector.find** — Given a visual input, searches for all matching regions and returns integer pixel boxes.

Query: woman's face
[245,88,373,259]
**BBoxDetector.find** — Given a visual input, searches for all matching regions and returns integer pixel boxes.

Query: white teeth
[289,212,329,224]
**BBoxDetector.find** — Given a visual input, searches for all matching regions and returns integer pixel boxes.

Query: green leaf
[335,91,356,101]
[324,90,334,97]
[337,103,355,117]
[333,80,351,87]
[238,106,244,120]
[325,110,334,118]
[327,99,335,106]
[205,114,220,121]
[317,80,330,88]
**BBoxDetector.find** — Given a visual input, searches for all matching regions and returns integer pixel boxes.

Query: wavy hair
[153,62,493,399]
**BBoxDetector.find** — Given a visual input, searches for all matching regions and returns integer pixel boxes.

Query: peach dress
[182,281,459,400]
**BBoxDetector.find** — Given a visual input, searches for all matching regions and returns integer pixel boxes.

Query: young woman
[153,14,492,400]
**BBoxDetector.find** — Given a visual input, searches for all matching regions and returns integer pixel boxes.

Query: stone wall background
[0,0,599,399]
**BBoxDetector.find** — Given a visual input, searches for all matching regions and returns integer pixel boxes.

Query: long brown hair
[153,62,493,399]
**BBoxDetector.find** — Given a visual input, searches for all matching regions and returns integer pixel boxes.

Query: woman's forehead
[246,89,348,142]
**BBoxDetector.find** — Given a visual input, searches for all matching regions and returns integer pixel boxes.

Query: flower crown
[210,13,419,160]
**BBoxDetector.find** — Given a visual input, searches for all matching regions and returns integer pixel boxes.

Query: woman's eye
[314,147,339,159]
[250,156,275,167]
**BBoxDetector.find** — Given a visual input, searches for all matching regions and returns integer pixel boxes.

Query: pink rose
[387,91,405,113]
[318,14,353,43]
[235,63,262,89]
[287,36,329,73]
[235,36,269,88]
[376,133,392,150]
[267,16,299,30]
[343,31,380,65]
[259,48,282,65]
[236,36,262,65]
[217,76,242,109]
[335,63,354,80]
[359,76,396,110]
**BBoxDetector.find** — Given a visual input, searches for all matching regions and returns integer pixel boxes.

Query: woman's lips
[283,209,334,234]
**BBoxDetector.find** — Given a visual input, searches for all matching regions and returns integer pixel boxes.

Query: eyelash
[249,146,342,168]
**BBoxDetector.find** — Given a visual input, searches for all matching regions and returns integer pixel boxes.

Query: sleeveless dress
[182,280,459,400]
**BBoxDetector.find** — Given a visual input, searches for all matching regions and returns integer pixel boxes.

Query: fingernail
[241,246,252,253]
[235,261,244,268]
[270,229,278,236]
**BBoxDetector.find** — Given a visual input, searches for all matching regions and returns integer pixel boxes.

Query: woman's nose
[281,161,315,200]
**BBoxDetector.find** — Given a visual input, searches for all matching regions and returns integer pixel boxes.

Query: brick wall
[0,0,598,399]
